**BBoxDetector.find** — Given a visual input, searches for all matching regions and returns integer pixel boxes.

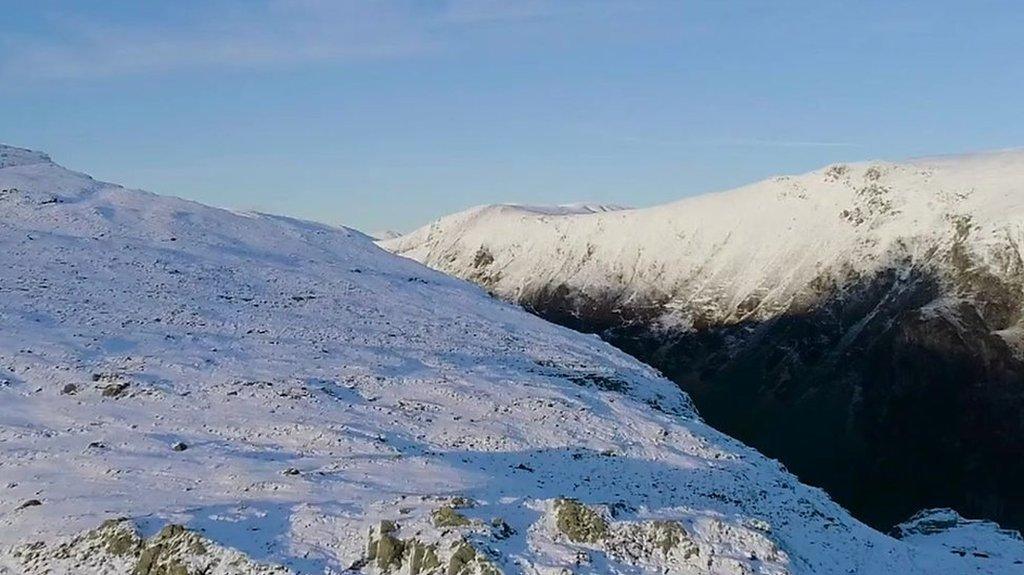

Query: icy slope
[383,151,1024,531]
[0,144,1021,574]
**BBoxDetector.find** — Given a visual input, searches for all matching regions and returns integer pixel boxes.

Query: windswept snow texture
[384,151,1024,532]
[0,144,1021,574]
[497,203,631,216]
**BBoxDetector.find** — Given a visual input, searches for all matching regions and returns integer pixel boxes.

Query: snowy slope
[0,145,1021,574]
[492,203,631,216]
[366,229,403,241]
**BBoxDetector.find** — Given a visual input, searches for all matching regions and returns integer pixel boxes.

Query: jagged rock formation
[892,508,1024,564]
[4,519,290,575]
[543,498,787,574]
[384,151,1024,531]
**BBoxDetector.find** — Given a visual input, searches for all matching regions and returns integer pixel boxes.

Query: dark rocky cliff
[518,257,1024,531]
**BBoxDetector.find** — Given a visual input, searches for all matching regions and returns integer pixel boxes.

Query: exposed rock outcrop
[4,519,290,575]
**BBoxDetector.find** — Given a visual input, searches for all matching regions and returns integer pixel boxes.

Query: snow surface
[1,144,1022,573]
[384,150,1024,333]
[496,203,631,216]
[366,230,403,241]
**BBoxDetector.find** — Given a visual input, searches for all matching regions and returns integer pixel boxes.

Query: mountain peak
[0,144,53,170]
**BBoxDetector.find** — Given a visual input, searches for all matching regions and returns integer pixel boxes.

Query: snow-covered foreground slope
[384,151,1024,532]
[0,145,1021,574]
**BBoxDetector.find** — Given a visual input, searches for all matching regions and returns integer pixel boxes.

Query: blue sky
[2,1,1022,232]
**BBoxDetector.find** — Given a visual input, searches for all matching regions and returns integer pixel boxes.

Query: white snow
[497,203,632,216]
[365,230,403,241]
[384,151,1024,332]
[1,145,1022,574]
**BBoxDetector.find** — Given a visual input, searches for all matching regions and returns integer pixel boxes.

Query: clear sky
[2,1,1022,233]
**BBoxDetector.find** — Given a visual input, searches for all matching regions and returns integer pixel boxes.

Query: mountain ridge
[384,150,1024,531]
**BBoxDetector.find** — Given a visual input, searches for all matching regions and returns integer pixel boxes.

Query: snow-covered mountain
[491,203,631,216]
[366,229,403,241]
[384,151,1024,533]
[1,144,1022,575]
